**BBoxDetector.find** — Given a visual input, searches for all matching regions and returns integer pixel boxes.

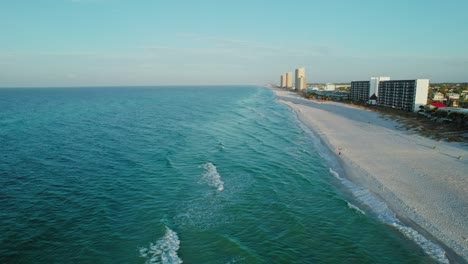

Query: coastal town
[276,68,468,142]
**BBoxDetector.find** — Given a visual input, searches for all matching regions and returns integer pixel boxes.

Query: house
[446,93,460,100]
[446,93,460,108]
[430,92,445,101]
[430,102,447,108]
[460,90,468,100]
[447,100,459,107]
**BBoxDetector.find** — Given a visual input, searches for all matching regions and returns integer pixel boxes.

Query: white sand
[273,88,468,262]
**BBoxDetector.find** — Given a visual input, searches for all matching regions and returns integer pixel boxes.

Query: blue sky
[1,0,467,87]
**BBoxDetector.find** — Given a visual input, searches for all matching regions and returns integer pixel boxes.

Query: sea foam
[329,168,449,264]
[139,226,182,264]
[200,162,224,191]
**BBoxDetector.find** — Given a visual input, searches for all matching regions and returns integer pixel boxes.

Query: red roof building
[430,102,447,108]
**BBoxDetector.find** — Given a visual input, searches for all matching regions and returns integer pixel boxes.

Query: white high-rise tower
[280,74,286,87]
[295,68,306,91]
[286,72,293,88]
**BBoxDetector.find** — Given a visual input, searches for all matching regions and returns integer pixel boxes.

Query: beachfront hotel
[350,77,390,104]
[377,79,430,112]
[295,67,307,91]
[370,77,391,104]
[350,81,370,103]
[351,77,430,112]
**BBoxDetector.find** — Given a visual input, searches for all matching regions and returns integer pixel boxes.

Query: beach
[273,88,468,262]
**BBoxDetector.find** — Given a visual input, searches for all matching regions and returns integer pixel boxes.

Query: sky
[0,0,467,87]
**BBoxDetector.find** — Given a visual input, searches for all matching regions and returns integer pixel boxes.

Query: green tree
[449,112,468,128]
[434,110,448,118]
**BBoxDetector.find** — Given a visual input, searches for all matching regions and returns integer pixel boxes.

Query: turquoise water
[0,86,438,263]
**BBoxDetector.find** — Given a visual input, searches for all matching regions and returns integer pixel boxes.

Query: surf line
[329,168,449,264]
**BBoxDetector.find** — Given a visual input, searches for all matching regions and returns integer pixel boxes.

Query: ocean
[0,86,440,263]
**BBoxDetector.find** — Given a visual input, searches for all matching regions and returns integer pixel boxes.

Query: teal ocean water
[0,86,441,263]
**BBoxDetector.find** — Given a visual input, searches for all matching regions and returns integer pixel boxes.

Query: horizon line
[0,84,263,89]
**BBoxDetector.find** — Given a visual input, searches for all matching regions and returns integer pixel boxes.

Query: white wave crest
[329,168,449,263]
[201,162,224,191]
[139,226,182,264]
[347,202,366,215]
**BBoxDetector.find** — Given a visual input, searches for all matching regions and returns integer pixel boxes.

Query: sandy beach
[273,88,468,262]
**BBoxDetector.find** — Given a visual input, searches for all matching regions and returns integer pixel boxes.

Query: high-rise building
[280,74,286,88]
[370,77,391,99]
[377,79,430,112]
[295,68,306,91]
[286,72,293,88]
[350,81,370,102]
[350,77,391,104]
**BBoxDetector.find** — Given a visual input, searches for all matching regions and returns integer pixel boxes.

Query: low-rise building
[430,92,445,101]
[306,89,350,101]
[336,84,351,90]
[446,93,460,100]
[325,83,335,91]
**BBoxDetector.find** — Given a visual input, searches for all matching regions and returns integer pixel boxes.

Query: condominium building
[370,77,390,98]
[350,77,390,104]
[350,81,370,102]
[286,72,293,88]
[280,74,286,88]
[295,67,307,91]
[377,79,430,112]
[351,78,430,112]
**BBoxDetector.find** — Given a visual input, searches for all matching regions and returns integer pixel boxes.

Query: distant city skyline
[1,0,467,87]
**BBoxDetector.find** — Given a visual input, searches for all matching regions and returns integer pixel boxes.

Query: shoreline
[271,88,468,263]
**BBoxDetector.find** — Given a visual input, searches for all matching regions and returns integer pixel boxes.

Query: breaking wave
[139,226,182,264]
[200,162,224,191]
[329,168,449,264]
[347,202,366,215]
